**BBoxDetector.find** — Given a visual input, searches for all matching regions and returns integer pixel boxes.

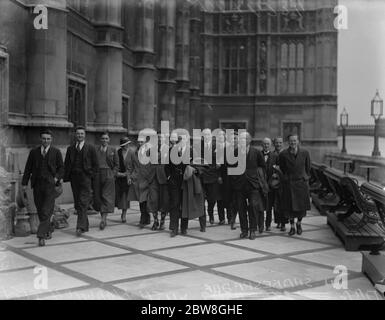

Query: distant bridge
[337,124,385,138]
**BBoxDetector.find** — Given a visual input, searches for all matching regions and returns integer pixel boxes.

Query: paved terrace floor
[1,203,384,300]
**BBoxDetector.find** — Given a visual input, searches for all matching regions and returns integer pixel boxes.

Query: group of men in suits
[22,125,311,246]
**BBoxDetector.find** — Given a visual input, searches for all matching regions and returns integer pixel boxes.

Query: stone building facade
[0,0,338,172]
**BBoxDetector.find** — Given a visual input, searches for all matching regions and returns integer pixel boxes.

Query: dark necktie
[76,143,81,152]
[42,148,47,158]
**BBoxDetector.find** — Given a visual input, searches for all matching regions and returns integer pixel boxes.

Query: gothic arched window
[280,41,304,94]
[222,38,247,94]
[281,43,288,68]
[68,79,86,127]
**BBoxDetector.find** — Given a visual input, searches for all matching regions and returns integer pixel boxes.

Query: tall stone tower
[199,0,338,160]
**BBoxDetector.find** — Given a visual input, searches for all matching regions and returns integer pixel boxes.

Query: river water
[337,136,385,156]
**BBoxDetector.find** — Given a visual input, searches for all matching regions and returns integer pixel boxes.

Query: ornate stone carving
[223,13,246,33]
[282,11,304,32]
[259,41,267,94]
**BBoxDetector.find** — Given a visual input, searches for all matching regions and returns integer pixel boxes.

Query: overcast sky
[338,0,385,124]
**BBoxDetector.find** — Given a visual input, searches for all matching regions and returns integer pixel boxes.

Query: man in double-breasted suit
[278,134,311,236]
[22,129,64,246]
[231,132,268,239]
[64,126,99,236]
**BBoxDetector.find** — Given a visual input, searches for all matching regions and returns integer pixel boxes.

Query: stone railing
[324,152,385,185]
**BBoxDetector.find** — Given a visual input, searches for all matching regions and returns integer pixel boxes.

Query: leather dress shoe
[99,221,106,230]
[76,229,83,236]
[121,214,127,223]
[280,225,287,232]
[276,223,281,229]
[200,227,206,232]
[45,233,52,240]
[209,218,214,225]
[259,227,264,234]
[230,223,236,230]
[218,220,225,225]
[265,226,271,232]
[181,229,187,235]
[151,220,159,231]
[249,231,256,240]
[38,238,45,247]
[240,232,248,239]
[288,226,296,236]
[170,230,178,238]
[296,223,303,235]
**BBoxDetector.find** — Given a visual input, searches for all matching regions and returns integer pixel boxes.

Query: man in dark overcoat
[135,134,159,229]
[278,134,311,236]
[22,129,64,246]
[64,126,99,236]
[165,133,189,237]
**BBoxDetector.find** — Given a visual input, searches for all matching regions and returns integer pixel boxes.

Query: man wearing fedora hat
[22,129,64,246]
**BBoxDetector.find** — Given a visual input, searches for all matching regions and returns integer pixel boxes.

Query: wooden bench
[360,183,385,296]
[326,176,385,252]
[311,162,339,215]
[361,183,385,233]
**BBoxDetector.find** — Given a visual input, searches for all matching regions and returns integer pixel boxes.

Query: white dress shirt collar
[76,141,85,150]
[41,145,50,155]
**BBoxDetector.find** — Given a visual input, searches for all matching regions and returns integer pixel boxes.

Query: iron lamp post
[371,90,383,157]
[340,108,348,154]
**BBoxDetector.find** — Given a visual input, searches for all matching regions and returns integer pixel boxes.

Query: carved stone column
[189,2,201,130]
[92,0,125,132]
[133,0,156,130]
[25,0,70,127]
[157,0,176,129]
[175,0,190,130]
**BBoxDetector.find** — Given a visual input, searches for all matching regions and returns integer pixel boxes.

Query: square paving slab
[23,241,130,263]
[114,270,270,300]
[39,287,124,300]
[2,231,87,249]
[86,224,154,239]
[186,226,241,241]
[214,258,335,290]
[0,251,37,271]
[292,228,343,246]
[0,267,87,299]
[227,235,330,255]
[291,248,363,273]
[154,243,265,267]
[294,277,384,300]
[106,232,204,251]
[63,254,187,283]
